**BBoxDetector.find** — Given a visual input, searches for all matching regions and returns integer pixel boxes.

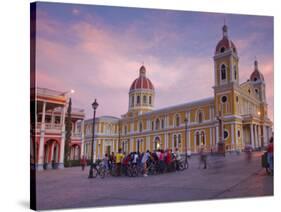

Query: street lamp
[89,99,98,178]
[184,118,188,167]
[216,104,225,156]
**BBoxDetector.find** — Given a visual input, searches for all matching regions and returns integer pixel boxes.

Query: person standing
[175,148,181,171]
[199,145,208,169]
[80,155,87,171]
[267,136,274,175]
[116,149,124,176]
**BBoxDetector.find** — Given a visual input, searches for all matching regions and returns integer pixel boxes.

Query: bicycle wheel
[99,167,106,179]
[132,166,138,177]
[92,168,98,178]
[127,167,132,177]
[179,162,184,171]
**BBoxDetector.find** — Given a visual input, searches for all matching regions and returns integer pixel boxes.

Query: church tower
[214,24,239,87]
[249,59,268,119]
[213,24,240,117]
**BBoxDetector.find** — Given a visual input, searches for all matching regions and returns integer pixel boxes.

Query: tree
[64,98,72,166]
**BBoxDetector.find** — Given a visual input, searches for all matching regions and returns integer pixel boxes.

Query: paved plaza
[36,152,273,210]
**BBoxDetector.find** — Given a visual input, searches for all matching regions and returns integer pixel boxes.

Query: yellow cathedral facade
[79,24,273,160]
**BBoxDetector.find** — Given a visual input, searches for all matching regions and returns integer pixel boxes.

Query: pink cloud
[35,11,273,121]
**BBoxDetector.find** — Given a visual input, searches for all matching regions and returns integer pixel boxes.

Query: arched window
[178,134,182,149]
[196,132,200,146]
[151,121,154,131]
[220,47,225,53]
[234,65,237,80]
[124,126,127,135]
[155,118,160,130]
[174,134,177,149]
[198,111,203,123]
[131,95,134,106]
[143,95,147,104]
[161,119,165,129]
[175,114,180,127]
[139,122,142,132]
[149,96,152,105]
[137,95,140,105]
[154,137,160,150]
[221,64,226,80]
[201,131,205,145]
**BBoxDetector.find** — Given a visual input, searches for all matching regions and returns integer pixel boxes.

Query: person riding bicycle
[141,150,151,177]
[102,153,109,170]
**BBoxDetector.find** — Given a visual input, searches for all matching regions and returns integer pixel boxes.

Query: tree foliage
[64,98,72,165]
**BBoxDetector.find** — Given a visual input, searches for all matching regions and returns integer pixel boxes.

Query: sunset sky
[35,2,274,121]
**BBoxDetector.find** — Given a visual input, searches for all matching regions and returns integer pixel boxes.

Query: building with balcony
[31,88,85,170]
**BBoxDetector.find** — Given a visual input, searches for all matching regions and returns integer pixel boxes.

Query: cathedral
[80,24,273,160]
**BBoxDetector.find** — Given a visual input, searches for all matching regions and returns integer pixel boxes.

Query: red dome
[250,60,264,81]
[215,24,237,54]
[130,66,154,91]
[215,38,237,54]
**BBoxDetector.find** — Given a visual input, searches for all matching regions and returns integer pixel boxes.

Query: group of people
[80,136,274,177]
[99,148,188,177]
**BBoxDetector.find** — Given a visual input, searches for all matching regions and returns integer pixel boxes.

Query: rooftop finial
[139,64,146,77]
[222,19,228,37]
[254,58,258,70]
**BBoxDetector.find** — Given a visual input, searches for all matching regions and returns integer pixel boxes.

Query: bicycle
[127,162,138,177]
[91,162,106,178]
[178,157,189,171]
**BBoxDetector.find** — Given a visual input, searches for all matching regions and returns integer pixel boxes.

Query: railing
[36,87,65,97]
[36,122,62,130]
[72,132,82,138]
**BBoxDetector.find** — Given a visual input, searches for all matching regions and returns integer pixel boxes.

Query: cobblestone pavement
[36,152,273,210]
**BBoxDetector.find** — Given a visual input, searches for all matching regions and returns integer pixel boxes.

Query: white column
[216,125,219,145]
[257,125,261,148]
[164,133,167,149]
[130,138,133,153]
[250,124,254,149]
[241,126,244,147]
[37,101,46,170]
[210,127,212,147]
[146,136,150,151]
[263,125,268,147]
[254,124,258,149]
[188,128,191,149]
[231,124,234,149]
[58,105,67,169]
[80,120,85,158]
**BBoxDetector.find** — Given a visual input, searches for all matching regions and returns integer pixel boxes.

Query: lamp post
[216,104,225,156]
[184,118,188,168]
[89,99,98,178]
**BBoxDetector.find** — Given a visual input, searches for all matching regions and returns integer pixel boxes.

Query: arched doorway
[154,136,160,151]
[44,139,60,170]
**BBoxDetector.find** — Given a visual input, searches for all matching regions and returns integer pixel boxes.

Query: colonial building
[79,24,273,161]
[31,87,85,170]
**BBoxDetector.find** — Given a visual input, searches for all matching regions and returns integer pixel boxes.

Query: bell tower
[214,24,239,88]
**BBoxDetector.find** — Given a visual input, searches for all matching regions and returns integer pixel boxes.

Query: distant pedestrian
[199,145,208,169]
[267,136,274,175]
[80,155,87,171]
